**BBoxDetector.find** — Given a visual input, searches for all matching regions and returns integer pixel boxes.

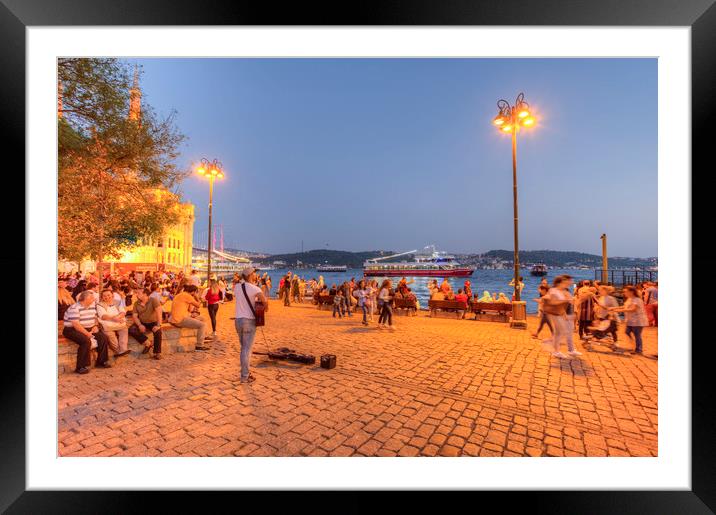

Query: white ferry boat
[363,245,474,277]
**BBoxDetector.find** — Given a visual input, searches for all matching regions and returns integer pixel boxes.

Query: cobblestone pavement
[58,300,658,457]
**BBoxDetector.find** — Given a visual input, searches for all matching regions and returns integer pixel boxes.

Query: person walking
[542,275,581,358]
[610,285,648,354]
[203,278,224,339]
[333,289,344,318]
[354,279,370,325]
[531,283,553,339]
[233,266,269,384]
[377,279,395,330]
[644,282,658,327]
[342,281,353,317]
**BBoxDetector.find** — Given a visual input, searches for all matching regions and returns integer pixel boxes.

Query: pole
[511,117,520,302]
[207,176,214,282]
[601,233,608,284]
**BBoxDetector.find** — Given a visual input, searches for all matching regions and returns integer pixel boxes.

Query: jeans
[62,326,110,370]
[535,313,553,336]
[172,316,207,347]
[128,321,163,353]
[333,303,343,317]
[360,304,368,323]
[625,325,644,352]
[234,318,257,379]
[379,303,393,326]
[547,314,575,353]
[344,293,352,315]
[207,303,219,332]
[102,326,129,354]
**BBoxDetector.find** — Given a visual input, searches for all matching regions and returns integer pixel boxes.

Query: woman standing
[610,285,648,354]
[203,278,224,339]
[377,279,395,331]
[354,280,371,326]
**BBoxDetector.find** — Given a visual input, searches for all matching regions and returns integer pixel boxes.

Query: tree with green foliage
[58,58,189,263]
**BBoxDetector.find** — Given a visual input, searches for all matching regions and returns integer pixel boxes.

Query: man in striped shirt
[62,290,111,374]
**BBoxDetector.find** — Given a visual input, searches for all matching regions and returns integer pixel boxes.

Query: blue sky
[136,58,657,257]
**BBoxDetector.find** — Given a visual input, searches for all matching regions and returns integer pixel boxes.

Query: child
[333,290,344,318]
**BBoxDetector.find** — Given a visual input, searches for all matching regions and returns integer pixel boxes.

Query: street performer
[233,266,269,384]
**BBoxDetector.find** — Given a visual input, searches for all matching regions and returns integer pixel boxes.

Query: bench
[57,321,200,375]
[428,299,469,318]
[393,297,418,315]
[315,294,335,310]
[470,301,512,322]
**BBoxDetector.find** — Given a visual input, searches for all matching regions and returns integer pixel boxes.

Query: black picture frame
[3,0,710,512]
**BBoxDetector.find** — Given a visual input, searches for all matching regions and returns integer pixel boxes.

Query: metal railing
[593,269,658,286]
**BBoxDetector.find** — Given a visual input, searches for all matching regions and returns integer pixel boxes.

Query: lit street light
[493,92,536,329]
[196,158,225,281]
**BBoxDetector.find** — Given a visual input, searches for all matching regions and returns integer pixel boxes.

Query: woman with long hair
[609,285,648,354]
[377,279,395,330]
[203,278,224,339]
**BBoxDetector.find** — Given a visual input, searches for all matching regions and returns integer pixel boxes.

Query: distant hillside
[480,250,656,268]
[253,248,656,269]
[254,249,401,268]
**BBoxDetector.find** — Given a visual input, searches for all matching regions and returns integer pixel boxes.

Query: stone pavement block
[58,301,658,458]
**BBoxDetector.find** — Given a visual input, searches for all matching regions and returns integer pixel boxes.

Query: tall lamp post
[196,158,225,281]
[493,92,536,329]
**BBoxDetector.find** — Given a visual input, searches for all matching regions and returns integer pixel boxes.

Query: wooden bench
[428,299,469,318]
[393,297,418,315]
[57,321,200,375]
[470,301,512,322]
[315,294,335,310]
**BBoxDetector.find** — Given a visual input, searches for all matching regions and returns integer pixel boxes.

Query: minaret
[128,65,141,122]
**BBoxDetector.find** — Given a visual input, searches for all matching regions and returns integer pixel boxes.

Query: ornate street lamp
[493,93,536,329]
[196,158,225,281]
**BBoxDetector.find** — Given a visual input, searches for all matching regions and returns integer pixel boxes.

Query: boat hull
[530,270,548,276]
[363,268,474,277]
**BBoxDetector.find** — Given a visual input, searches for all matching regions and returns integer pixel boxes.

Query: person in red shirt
[454,288,468,304]
[203,279,224,338]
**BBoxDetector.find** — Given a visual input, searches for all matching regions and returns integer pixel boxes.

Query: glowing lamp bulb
[217,172,224,179]
[522,116,535,126]
[518,109,530,118]
[493,115,505,126]
[501,125,513,132]
[197,167,206,175]
[211,169,218,175]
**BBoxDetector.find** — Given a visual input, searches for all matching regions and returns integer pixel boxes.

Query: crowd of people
[533,276,657,357]
[58,269,228,374]
[58,266,657,377]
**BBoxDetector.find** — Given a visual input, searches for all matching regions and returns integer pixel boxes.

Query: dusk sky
[136,58,657,257]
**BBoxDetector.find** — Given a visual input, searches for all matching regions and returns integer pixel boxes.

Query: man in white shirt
[233,266,269,384]
[188,269,201,287]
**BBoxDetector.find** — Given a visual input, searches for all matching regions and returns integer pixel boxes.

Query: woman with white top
[609,285,648,354]
[97,289,130,357]
[353,280,371,326]
[542,275,581,359]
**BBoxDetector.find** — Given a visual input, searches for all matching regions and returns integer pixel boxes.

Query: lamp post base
[510,301,528,330]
